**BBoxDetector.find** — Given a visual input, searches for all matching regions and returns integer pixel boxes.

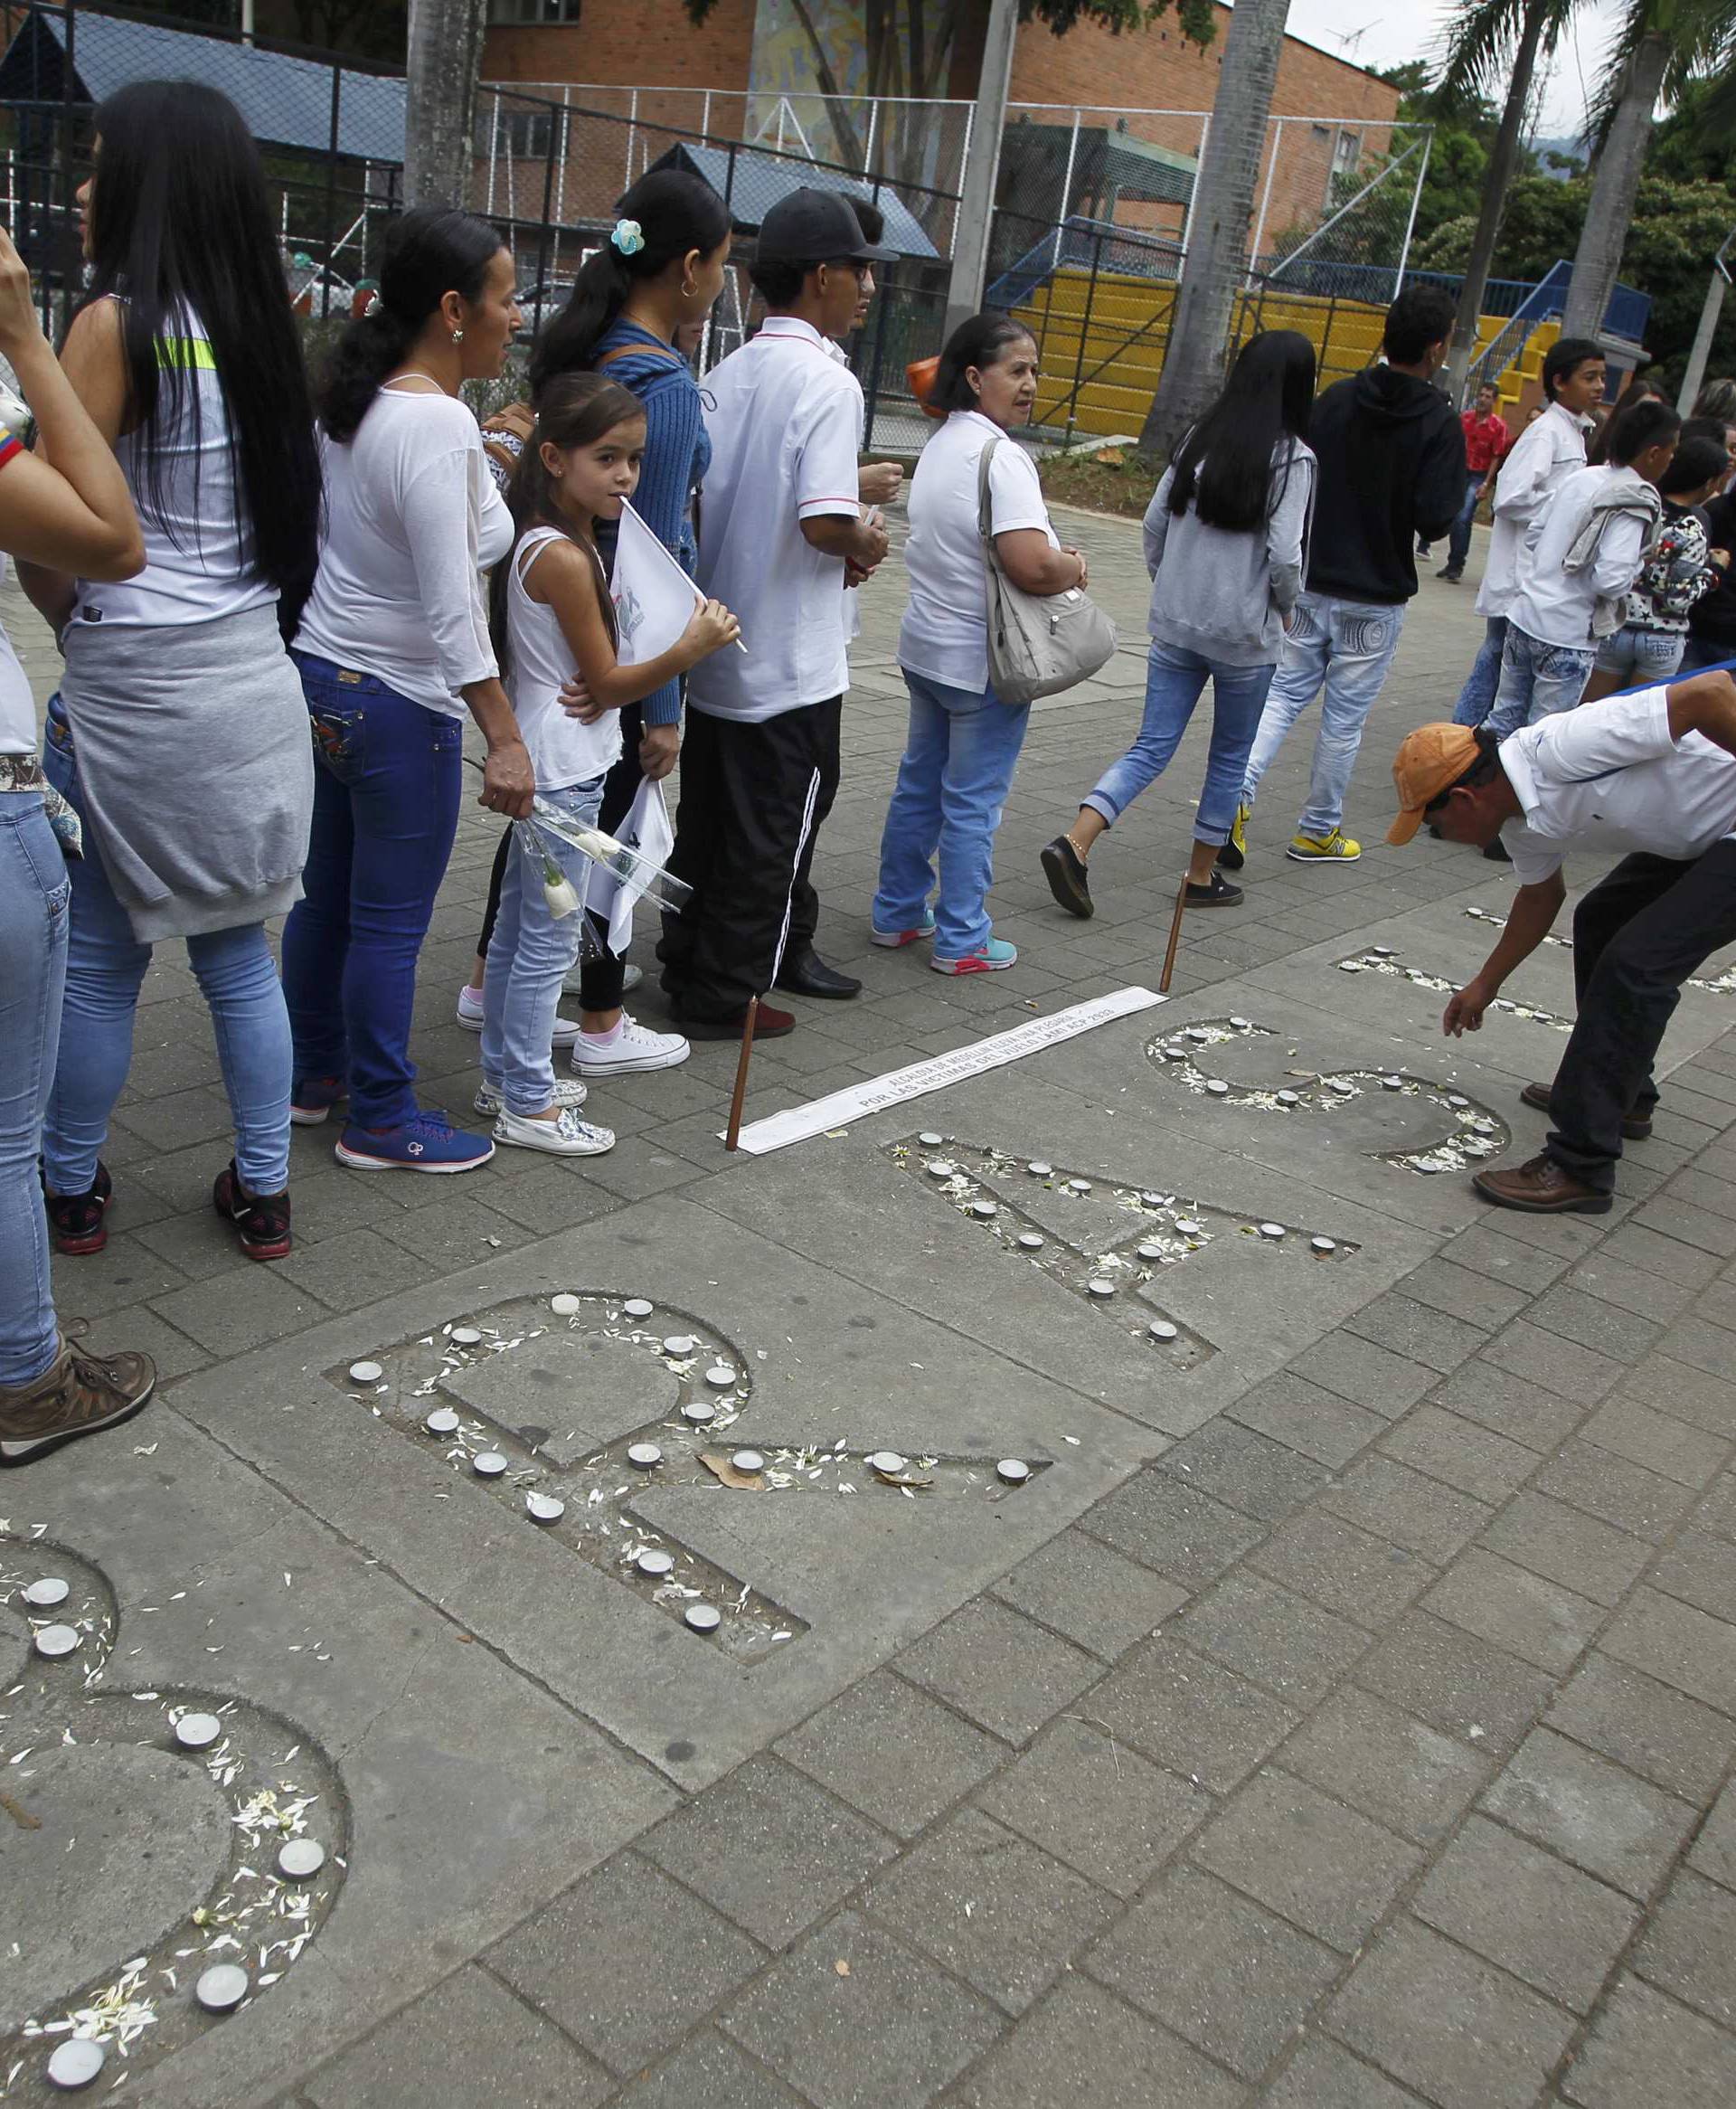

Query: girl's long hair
[529,168,729,400]
[487,372,645,680]
[1167,329,1316,531]
[1589,374,1669,465]
[80,79,320,601]
[319,204,505,443]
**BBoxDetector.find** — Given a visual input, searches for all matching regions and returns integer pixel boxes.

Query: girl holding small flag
[480,374,737,1156]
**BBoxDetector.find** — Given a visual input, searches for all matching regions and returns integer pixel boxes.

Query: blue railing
[986,213,1182,310]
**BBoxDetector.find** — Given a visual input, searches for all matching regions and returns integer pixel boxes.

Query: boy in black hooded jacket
[1224,285,1466,868]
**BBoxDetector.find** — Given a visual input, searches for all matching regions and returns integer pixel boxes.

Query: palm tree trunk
[1439,0,1552,404]
[405,0,488,208]
[1137,0,1290,458]
[1560,30,1670,339]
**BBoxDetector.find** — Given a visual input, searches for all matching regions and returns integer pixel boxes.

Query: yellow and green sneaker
[1287,828,1362,863]
[1216,802,1250,873]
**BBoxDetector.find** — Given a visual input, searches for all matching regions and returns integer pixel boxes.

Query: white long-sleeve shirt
[1510,465,1652,650]
[296,388,512,716]
[1477,400,1595,620]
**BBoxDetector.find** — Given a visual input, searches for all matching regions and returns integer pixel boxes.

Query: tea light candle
[1259,1222,1285,1240]
[195,1964,249,2013]
[526,1492,565,1523]
[1310,1236,1337,1254]
[277,1839,326,1880]
[449,1326,482,1347]
[174,1712,222,1751]
[551,1292,581,1316]
[347,1360,382,1385]
[33,1624,80,1659]
[704,1363,736,1388]
[1206,1079,1230,1096]
[918,1131,944,1147]
[622,1298,654,1320]
[424,1407,460,1436]
[682,1400,716,1425]
[996,1459,1031,1485]
[684,1603,722,1632]
[22,1577,69,1608]
[46,2039,104,2091]
[1148,1319,1178,1341]
[1017,1232,1045,1251]
[662,1335,697,1357]
[731,1450,765,1474]
[473,1451,508,1478]
[866,1452,907,1474]
[637,1548,675,1578]
[627,1442,662,1470]
[1027,1160,1052,1177]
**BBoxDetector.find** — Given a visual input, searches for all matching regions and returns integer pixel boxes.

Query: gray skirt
[60,602,313,942]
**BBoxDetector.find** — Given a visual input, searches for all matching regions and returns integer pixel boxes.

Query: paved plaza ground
[6,503,1736,2108]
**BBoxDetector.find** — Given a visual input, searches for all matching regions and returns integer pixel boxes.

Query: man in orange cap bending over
[1387,667,1736,1213]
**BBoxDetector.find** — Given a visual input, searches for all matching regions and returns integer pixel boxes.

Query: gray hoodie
[1143,438,1316,667]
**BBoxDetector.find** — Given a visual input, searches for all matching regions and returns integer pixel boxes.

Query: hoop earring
[680,278,698,300]
[451,328,465,345]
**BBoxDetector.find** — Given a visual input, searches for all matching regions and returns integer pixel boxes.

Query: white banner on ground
[609,497,703,665]
[723,986,1166,1156]
[581,776,675,956]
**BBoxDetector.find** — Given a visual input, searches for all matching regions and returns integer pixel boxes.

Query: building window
[488,0,581,24]
[1333,131,1362,175]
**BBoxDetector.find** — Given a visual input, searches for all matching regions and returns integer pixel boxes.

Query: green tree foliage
[1373,61,1538,257]
[1417,170,1736,388]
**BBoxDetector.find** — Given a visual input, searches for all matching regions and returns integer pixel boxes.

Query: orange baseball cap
[1387,723,1483,845]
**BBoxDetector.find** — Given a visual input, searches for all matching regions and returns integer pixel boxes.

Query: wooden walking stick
[724,996,759,1152]
[1158,871,1190,995]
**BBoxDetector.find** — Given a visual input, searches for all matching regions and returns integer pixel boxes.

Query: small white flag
[584,776,675,956]
[609,498,703,667]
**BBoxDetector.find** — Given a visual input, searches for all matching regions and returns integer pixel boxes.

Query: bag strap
[977,433,1004,576]
[595,340,688,377]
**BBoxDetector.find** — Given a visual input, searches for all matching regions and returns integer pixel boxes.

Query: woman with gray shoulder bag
[872,311,1112,975]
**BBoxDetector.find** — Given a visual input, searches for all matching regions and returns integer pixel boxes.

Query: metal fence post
[863,256,892,450]
[1052,109,1080,269]
[1062,223,1103,448]
[1392,127,1430,299]
[322,60,342,319]
[1249,117,1280,284]
[56,0,77,336]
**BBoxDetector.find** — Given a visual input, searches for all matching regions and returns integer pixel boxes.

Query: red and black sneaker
[212,1160,293,1262]
[42,1160,112,1257]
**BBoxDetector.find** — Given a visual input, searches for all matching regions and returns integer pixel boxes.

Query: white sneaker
[492,1106,616,1156]
[563,960,644,997]
[456,983,580,1046]
[474,1076,588,1117]
[570,1012,689,1077]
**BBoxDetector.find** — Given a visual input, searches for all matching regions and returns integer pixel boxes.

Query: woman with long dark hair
[1588,373,1669,466]
[1042,327,1316,915]
[24,80,322,1263]
[281,204,527,1177]
[457,167,731,1080]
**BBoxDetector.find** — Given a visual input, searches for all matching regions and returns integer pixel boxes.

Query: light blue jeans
[1452,615,1508,727]
[42,708,293,1198]
[1240,591,1405,837]
[1484,624,1597,740]
[873,668,1031,959]
[0,791,70,1386]
[480,775,606,1116]
[1593,624,1684,685]
[1085,639,1275,845]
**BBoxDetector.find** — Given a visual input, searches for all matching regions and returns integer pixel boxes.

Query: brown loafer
[1519,1080,1652,1140]
[1473,1153,1611,1215]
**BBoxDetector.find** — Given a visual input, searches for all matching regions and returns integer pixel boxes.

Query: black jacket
[1305,365,1467,605]
[1688,489,1736,651]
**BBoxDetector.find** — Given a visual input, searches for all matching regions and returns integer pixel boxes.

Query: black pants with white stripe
[1547,841,1736,1190]
[657,696,843,1022]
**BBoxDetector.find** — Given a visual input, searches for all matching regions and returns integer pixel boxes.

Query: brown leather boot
[1519,1080,1652,1140]
[1473,1154,1611,1215]
[0,1339,156,1467]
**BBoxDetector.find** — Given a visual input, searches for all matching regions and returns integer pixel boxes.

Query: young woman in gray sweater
[1042,329,1316,914]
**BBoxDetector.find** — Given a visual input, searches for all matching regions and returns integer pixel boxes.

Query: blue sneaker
[871,909,937,948]
[289,1074,348,1127]
[931,938,1017,976]
[334,1108,495,1174]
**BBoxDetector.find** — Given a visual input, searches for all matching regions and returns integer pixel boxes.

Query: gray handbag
[977,437,1118,705]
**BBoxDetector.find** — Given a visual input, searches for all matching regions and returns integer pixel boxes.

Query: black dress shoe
[1040,835,1093,918]
[775,950,862,999]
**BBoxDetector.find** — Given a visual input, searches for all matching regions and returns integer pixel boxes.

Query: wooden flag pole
[1158,873,1190,994]
[724,996,759,1151]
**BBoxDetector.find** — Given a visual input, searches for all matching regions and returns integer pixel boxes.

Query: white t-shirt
[296,387,513,718]
[1477,401,1594,620]
[74,303,275,629]
[688,316,863,723]
[1500,686,1736,885]
[0,555,36,754]
[899,410,1057,693]
[505,525,621,790]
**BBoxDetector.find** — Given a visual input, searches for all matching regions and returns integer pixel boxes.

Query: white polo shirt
[1477,401,1594,620]
[1500,686,1736,886]
[689,316,864,723]
[900,410,1057,692]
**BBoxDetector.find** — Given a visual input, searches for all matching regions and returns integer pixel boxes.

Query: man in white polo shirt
[657,188,892,1039]
[1386,668,1736,1212]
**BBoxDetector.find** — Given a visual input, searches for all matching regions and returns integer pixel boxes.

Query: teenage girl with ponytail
[281,205,528,1176]
[458,168,732,1083]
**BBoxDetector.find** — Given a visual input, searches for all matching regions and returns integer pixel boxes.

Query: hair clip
[611,217,646,258]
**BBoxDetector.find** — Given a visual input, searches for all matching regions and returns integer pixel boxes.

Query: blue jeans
[1453,616,1508,727]
[0,792,69,1386]
[1240,591,1405,837]
[1084,638,1275,845]
[1446,474,1484,574]
[42,711,292,1198]
[280,656,463,1130]
[1594,625,1684,685]
[1485,625,1597,740]
[480,776,605,1116]
[873,669,1031,958]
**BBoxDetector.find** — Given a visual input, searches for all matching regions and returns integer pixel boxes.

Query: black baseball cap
[755,186,896,268]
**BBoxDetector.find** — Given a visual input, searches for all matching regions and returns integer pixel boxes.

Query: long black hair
[80,80,320,597]
[487,372,645,680]
[529,169,730,400]
[929,310,1035,414]
[1168,329,1316,531]
[320,205,505,443]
